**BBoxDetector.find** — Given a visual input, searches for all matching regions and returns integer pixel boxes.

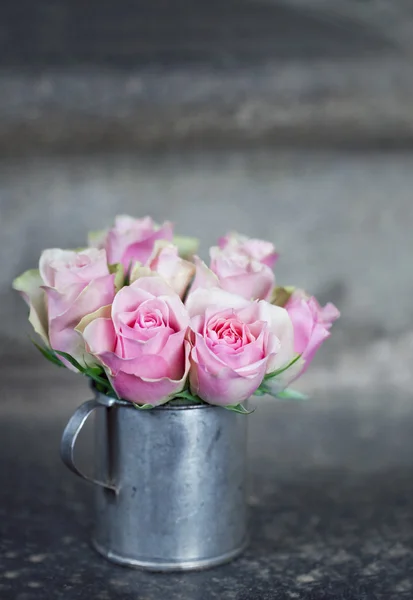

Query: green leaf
[32,340,64,367]
[82,361,117,396]
[101,388,118,399]
[83,367,112,389]
[87,373,117,397]
[254,382,308,401]
[15,270,49,344]
[264,354,302,381]
[83,359,106,378]
[270,286,295,307]
[88,229,107,247]
[33,343,117,398]
[255,380,278,394]
[132,403,155,410]
[173,389,203,404]
[173,235,199,259]
[54,350,115,393]
[84,364,105,377]
[94,381,110,395]
[54,350,86,373]
[108,263,125,291]
[224,404,255,415]
[252,387,267,397]
[276,388,308,401]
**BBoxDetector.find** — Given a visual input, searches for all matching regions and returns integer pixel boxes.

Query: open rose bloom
[13,215,339,411]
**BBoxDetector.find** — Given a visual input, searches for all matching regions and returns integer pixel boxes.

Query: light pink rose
[219,232,279,269]
[285,291,340,376]
[130,242,195,299]
[186,287,295,405]
[13,248,117,368]
[90,215,173,271]
[193,245,275,301]
[78,277,190,406]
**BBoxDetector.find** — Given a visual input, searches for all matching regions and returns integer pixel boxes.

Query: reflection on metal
[61,392,248,571]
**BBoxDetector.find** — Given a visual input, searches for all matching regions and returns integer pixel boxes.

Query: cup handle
[60,396,117,492]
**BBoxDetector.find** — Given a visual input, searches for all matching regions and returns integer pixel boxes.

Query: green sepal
[84,367,114,391]
[224,404,255,415]
[252,387,267,397]
[88,229,107,247]
[264,354,302,381]
[32,342,117,397]
[132,403,155,410]
[253,382,274,396]
[32,340,64,367]
[173,235,199,259]
[173,389,204,404]
[276,388,308,401]
[254,383,308,401]
[83,363,105,378]
[54,350,84,371]
[270,286,295,307]
[54,350,117,396]
[108,263,125,291]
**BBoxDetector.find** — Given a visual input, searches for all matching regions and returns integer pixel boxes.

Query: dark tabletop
[1,358,413,600]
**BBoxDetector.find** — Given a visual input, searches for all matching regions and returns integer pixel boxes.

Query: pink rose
[210,246,275,300]
[219,232,279,269]
[186,287,296,406]
[130,242,195,299]
[90,215,173,271]
[78,277,190,406]
[189,245,275,301]
[13,248,117,367]
[285,291,340,376]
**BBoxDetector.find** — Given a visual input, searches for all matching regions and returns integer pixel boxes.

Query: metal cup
[60,391,248,571]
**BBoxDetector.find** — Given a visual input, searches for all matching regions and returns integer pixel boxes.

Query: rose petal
[218,269,274,301]
[82,316,117,355]
[40,248,109,290]
[146,242,195,298]
[284,298,314,355]
[109,340,190,405]
[47,274,115,364]
[189,358,265,406]
[257,301,295,374]
[13,269,49,345]
[121,222,174,268]
[301,323,331,373]
[188,256,219,295]
[186,287,250,319]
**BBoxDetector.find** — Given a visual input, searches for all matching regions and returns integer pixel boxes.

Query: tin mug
[60,391,249,571]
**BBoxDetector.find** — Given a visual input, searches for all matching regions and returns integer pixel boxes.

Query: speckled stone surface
[1,362,413,599]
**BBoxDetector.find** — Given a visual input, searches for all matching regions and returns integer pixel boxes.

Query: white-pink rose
[210,245,275,300]
[90,215,173,271]
[13,248,117,367]
[189,247,275,302]
[130,242,195,299]
[285,290,340,377]
[186,288,296,406]
[218,232,279,268]
[78,277,190,406]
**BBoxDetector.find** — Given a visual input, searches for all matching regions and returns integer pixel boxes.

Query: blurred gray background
[1,0,412,405]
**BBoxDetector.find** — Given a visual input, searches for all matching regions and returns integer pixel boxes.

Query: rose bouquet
[13,215,339,413]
